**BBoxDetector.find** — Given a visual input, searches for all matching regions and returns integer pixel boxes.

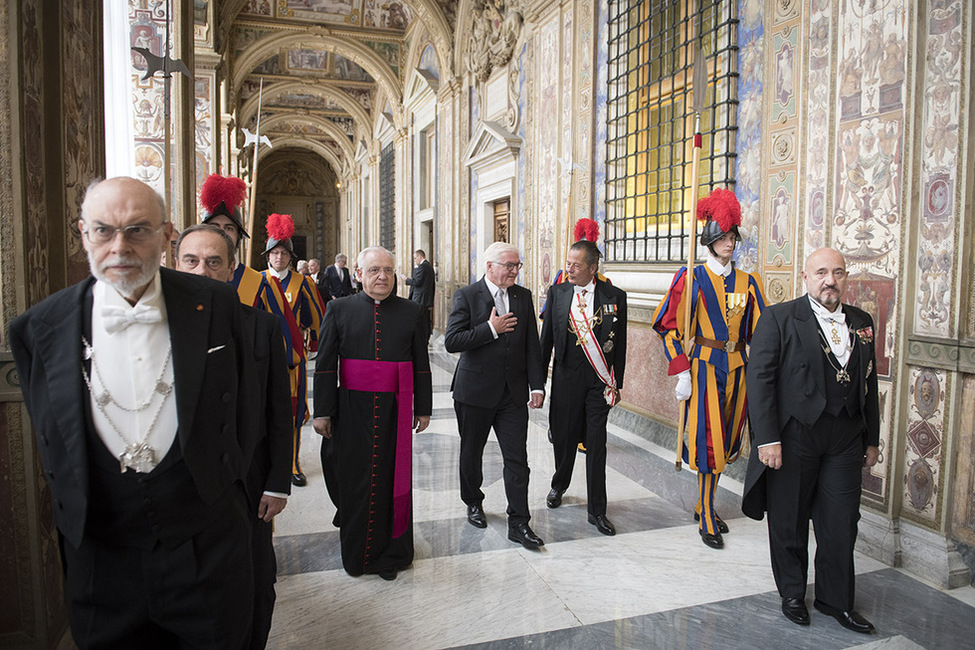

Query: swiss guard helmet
[571,218,601,263]
[697,188,742,253]
[200,174,249,239]
[263,213,296,261]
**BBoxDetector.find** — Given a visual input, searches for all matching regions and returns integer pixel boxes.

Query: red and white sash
[569,295,619,406]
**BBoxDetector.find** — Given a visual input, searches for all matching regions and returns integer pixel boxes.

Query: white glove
[675,370,692,402]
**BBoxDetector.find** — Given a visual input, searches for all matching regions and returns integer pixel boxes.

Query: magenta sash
[339,358,414,538]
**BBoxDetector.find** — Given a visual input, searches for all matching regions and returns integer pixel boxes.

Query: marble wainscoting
[267,337,975,649]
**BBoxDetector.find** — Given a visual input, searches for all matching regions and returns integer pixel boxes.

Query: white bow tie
[102,304,162,334]
[821,310,846,325]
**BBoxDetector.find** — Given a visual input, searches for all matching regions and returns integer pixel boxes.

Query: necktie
[102,304,162,334]
[495,288,506,315]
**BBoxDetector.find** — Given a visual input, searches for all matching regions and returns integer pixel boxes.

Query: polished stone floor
[267,338,975,649]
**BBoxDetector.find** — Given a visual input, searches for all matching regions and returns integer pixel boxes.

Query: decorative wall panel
[733,0,763,273]
[914,1,963,338]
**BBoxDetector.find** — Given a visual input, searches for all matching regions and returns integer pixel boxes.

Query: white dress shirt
[572,280,596,320]
[484,277,508,339]
[89,272,177,469]
[809,295,852,366]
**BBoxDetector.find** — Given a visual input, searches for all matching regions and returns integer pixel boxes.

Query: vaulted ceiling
[203,0,459,177]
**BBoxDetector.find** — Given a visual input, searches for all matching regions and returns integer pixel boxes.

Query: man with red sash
[540,233,627,537]
[199,174,303,382]
[262,214,325,487]
[312,247,431,581]
[651,188,766,550]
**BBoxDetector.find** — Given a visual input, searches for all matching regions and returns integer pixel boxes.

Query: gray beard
[89,254,158,300]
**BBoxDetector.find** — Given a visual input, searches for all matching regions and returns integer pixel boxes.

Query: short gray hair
[483,241,520,270]
[335,253,347,263]
[356,246,395,269]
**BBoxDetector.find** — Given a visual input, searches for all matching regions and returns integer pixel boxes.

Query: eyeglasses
[82,222,166,245]
[491,261,523,271]
[364,266,394,277]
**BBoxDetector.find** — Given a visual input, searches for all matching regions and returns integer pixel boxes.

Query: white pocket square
[207,345,227,354]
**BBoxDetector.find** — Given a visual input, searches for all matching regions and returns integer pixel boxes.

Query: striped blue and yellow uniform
[652,263,765,537]
[652,264,765,472]
[264,269,327,476]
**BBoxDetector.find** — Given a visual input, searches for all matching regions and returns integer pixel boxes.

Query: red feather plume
[265,213,294,241]
[574,218,600,243]
[200,174,247,213]
[697,188,741,232]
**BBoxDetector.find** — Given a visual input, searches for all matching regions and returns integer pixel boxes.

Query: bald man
[743,247,880,634]
[10,178,258,648]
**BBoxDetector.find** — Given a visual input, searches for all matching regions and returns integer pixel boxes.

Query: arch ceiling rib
[238,81,371,136]
[258,139,344,178]
[259,113,356,162]
[231,31,403,120]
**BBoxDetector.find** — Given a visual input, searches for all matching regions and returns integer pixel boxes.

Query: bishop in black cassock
[313,247,432,581]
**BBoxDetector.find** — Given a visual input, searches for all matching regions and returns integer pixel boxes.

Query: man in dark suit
[308,258,330,306]
[323,253,354,299]
[743,247,880,634]
[174,224,292,649]
[405,249,435,338]
[9,177,258,649]
[540,238,627,536]
[445,242,546,549]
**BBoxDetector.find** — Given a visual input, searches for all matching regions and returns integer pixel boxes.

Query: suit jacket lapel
[794,297,826,397]
[595,281,615,342]
[161,270,211,448]
[37,279,93,483]
[555,283,571,353]
[843,305,872,381]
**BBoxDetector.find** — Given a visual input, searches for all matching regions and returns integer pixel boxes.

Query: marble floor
[267,338,975,649]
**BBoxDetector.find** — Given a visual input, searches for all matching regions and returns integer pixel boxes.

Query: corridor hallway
[266,338,975,649]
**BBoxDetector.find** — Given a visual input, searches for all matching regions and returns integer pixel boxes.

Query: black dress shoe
[699,529,724,549]
[291,472,307,487]
[694,511,730,534]
[813,600,875,634]
[781,597,810,626]
[546,489,563,509]
[508,523,544,549]
[378,569,397,581]
[588,513,616,536]
[467,504,487,528]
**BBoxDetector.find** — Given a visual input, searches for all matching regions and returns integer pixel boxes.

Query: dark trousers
[766,413,864,611]
[549,364,610,516]
[62,493,253,650]
[455,387,531,527]
[249,518,277,650]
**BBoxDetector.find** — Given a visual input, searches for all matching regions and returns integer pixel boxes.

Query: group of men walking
[10,176,881,647]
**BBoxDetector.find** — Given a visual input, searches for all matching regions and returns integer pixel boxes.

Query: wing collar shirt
[89,272,177,468]
[808,294,852,366]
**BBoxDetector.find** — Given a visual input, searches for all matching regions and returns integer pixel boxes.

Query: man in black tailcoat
[539,237,627,537]
[743,247,880,634]
[445,241,546,549]
[9,177,258,648]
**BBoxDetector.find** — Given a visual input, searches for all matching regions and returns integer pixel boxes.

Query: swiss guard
[650,188,766,549]
[199,173,302,385]
[263,213,326,486]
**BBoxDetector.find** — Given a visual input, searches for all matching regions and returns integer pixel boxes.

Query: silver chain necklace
[81,336,173,473]
[818,328,852,385]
